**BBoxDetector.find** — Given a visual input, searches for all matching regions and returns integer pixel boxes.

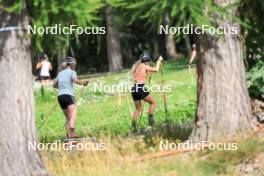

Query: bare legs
[131,94,156,130]
[144,94,156,126]
[63,104,78,138]
[132,101,142,121]
[40,79,50,97]
[40,79,50,87]
[67,105,77,129]
[143,94,156,115]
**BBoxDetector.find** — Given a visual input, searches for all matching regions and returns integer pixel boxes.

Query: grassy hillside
[36,60,264,176]
[36,60,196,141]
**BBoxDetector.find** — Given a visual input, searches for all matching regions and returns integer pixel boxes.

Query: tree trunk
[122,45,134,67]
[183,18,192,56]
[190,0,255,142]
[0,7,49,176]
[163,11,177,60]
[184,35,192,56]
[105,6,123,72]
[57,47,65,72]
[152,33,159,59]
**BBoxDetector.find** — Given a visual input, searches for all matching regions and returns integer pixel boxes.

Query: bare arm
[73,78,89,86]
[36,62,42,70]
[145,57,163,72]
[49,62,52,70]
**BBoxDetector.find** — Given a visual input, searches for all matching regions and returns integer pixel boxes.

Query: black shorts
[131,84,149,101]
[40,76,50,80]
[58,94,75,109]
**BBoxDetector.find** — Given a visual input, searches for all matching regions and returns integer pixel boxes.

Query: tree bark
[184,18,192,56]
[184,35,192,56]
[163,11,177,60]
[190,0,255,142]
[57,47,65,72]
[152,33,159,59]
[105,6,123,72]
[0,7,49,176]
[122,45,134,67]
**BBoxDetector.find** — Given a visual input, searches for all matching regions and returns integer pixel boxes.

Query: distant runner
[53,57,89,138]
[36,53,52,86]
[131,54,163,131]
[188,44,198,79]
[188,44,197,66]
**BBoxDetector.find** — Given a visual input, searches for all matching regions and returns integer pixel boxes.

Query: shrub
[247,60,264,100]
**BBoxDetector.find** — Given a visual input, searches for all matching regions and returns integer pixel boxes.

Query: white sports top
[40,61,51,76]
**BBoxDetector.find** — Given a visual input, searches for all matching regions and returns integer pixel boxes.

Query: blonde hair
[131,59,142,74]
[61,62,67,68]
[127,59,142,83]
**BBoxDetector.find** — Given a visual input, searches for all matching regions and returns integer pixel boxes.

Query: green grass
[35,60,197,141]
[36,60,264,176]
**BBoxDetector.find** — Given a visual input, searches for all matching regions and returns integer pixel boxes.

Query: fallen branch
[134,148,192,162]
[134,124,264,162]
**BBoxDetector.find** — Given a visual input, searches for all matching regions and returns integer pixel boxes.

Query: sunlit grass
[36,60,196,141]
[36,60,264,176]
[42,136,264,176]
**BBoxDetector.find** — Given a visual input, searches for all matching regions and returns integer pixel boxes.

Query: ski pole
[160,62,172,136]
[160,63,170,122]
[126,94,133,117]
[138,75,152,127]
[38,102,58,129]
[38,80,88,129]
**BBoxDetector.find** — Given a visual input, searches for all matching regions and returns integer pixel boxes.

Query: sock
[69,128,75,133]
[148,114,155,126]
[132,120,137,130]
[67,128,75,138]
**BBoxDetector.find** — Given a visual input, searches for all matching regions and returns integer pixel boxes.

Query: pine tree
[27,0,103,62]
[190,0,256,142]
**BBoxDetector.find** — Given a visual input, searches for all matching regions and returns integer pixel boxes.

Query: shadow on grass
[129,120,193,145]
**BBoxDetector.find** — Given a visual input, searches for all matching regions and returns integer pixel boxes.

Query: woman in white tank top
[40,60,51,77]
[36,54,52,86]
